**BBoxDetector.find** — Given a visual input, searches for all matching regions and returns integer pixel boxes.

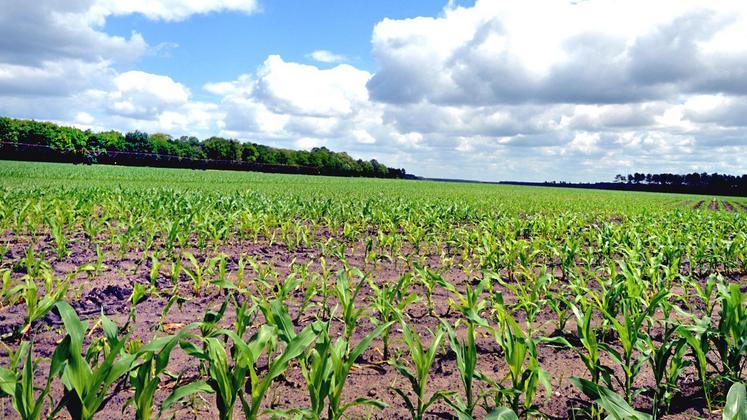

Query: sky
[1,0,747,182]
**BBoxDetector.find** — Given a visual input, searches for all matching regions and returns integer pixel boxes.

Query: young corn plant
[232,295,257,338]
[18,247,50,279]
[487,307,554,416]
[182,251,224,296]
[413,265,445,316]
[639,298,689,416]
[688,273,718,316]
[569,299,609,390]
[165,321,317,419]
[442,320,486,419]
[335,268,369,341]
[92,245,107,276]
[269,298,392,419]
[585,265,624,337]
[47,213,69,259]
[208,253,238,293]
[368,273,417,360]
[390,321,451,420]
[295,272,321,323]
[439,276,491,418]
[125,326,196,420]
[0,269,22,310]
[599,290,668,403]
[148,253,164,288]
[713,282,747,386]
[0,341,64,420]
[19,269,73,336]
[315,256,334,321]
[546,286,574,334]
[51,302,139,420]
[677,314,714,411]
[497,268,551,334]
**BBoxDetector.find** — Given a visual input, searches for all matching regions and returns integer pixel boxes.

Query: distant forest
[610,172,747,196]
[504,172,747,197]
[0,117,408,178]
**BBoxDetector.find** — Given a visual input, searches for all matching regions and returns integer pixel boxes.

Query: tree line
[504,172,747,197]
[0,116,408,178]
[614,172,747,189]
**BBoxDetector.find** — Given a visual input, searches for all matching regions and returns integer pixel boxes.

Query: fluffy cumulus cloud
[209,55,391,156]
[107,71,190,119]
[367,0,747,106]
[0,0,256,133]
[359,0,747,180]
[253,55,370,117]
[2,0,747,181]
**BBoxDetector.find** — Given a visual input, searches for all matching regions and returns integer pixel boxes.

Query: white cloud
[352,129,376,144]
[0,2,147,67]
[295,137,326,150]
[0,59,116,97]
[568,132,601,155]
[368,0,747,105]
[0,0,249,140]
[107,71,190,119]
[254,55,371,117]
[75,111,95,124]
[0,0,258,118]
[308,50,348,64]
[91,0,259,22]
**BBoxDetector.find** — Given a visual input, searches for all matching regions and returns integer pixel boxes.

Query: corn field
[0,161,745,419]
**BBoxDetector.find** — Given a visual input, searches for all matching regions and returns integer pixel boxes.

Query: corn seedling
[390,321,451,420]
[50,302,139,420]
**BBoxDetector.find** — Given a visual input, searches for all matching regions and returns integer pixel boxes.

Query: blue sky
[103,1,462,92]
[1,0,746,181]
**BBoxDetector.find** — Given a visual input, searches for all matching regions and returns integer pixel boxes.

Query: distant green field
[0,160,715,214]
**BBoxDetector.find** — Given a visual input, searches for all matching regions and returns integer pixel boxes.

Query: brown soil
[708,200,719,211]
[0,230,728,419]
[722,201,734,212]
[693,200,704,209]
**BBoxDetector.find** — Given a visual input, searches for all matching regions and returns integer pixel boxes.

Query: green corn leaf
[0,367,15,396]
[55,301,87,355]
[391,360,419,394]
[100,311,119,346]
[204,338,231,407]
[485,407,520,420]
[347,322,392,371]
[265,325,317,381]
[160,380,214,413]
[391,387,415,416]
[570,377,651,420]
[723,382,747,420]
[339,397,388,413]
[423,389,453,412]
